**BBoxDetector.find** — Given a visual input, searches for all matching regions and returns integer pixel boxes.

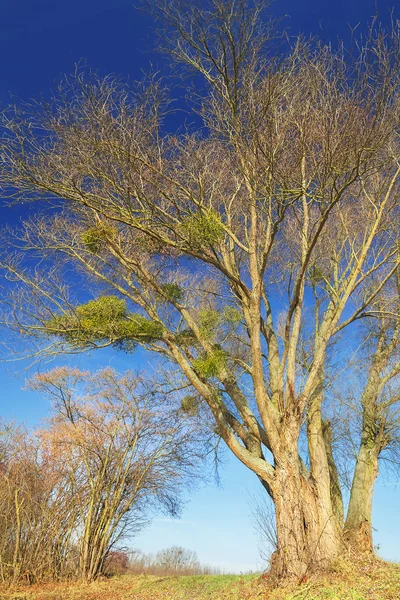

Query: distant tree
[155,546,201,574]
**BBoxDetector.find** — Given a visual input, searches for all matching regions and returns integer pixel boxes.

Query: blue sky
[0,0,399,573]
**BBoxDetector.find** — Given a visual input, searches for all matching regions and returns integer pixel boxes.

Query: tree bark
[344,443,379,552]
[307,400,344,537]
[305,368,344,567]
[269,435,342,581]
[322,420,344,526]
[345,357,387,554]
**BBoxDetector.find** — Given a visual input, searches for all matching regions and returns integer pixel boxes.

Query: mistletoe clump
[198,307,242,340]
[198,309,220,338]
[180,208,224,248]
[160,283,185,303]
[81,225,117,253]
[46,296,164,348]
[180,395,200,416]
[192,348,227,378]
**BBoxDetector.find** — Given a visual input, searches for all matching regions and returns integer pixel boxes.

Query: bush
[104,551,130,576]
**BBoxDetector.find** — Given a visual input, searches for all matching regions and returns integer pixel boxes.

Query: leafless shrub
[249,493,277,565]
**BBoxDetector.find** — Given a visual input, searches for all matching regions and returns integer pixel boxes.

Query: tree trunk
[269,457,342,581]
[344,443,379,552]
[307,404,344,542]
[307,366,343,530]
[345,374,384,554]
[12,490,23,583]
[322,420,344,526]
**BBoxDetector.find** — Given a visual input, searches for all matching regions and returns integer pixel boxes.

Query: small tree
[29,367,200,581]
[249,493,277,565]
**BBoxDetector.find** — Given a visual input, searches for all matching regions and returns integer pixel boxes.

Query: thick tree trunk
[344,443,379,552]
[307,366,344,530]
[269,458,342,581]
[303,371,343,576]
[322,420,344,526]
[345,372,385,554]
[307,405,344,539]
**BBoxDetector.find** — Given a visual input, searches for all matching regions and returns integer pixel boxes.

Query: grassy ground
[1,558,399,600]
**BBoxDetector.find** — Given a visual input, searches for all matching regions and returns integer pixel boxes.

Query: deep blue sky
[0,0,394,105]
[0,0,399,572]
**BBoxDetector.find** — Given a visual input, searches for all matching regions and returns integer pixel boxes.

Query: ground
[1,558,399,600]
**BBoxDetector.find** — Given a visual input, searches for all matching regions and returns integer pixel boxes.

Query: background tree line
[0,0,399,582]
[124,546,222,576]
[0,368,202,583]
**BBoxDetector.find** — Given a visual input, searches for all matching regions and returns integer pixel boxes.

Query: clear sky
[0,0,399,573]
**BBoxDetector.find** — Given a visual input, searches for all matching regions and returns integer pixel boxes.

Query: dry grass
[0,574,257,600]
[268,555,400,600]
[0,557,399,600]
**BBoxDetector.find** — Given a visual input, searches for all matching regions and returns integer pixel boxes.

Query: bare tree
[0,421,75,583]
[29,367,200,581]
[342,275,400,551]
[154,546,201,574]
[0,0,399,580]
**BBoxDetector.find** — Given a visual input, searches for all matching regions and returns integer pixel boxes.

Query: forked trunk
[269,458,342,581]
[345,443,379,553]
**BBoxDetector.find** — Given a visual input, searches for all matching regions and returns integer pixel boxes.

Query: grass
[0,574,256,600]
[1,558,399,600]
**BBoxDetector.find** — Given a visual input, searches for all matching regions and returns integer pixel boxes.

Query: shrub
[104,551,130,576]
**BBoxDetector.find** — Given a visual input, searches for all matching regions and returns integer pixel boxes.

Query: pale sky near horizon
[0,0,399,572]
[1,351,399,573]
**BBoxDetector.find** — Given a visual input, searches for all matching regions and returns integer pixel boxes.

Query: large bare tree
[0,0,399,580]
